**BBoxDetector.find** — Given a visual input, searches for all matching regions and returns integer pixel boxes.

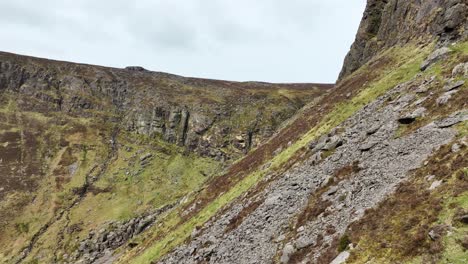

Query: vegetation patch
[346,141,467,264]
[224,198,264,233]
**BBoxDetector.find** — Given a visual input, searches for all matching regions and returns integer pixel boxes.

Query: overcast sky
[0,0,366,83]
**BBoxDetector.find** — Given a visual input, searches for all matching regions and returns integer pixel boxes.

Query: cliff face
[0,52,329,161]
[339,0,468,80]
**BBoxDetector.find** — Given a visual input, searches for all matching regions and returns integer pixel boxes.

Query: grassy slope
[0,93,222,263]
[0,95,111,262]
[117,43,435,263]
[345,42,468,264]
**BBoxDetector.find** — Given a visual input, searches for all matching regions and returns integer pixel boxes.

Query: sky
[0,0,366,83]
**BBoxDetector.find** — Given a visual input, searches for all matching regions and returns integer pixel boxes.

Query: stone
[420,47,451,71]
[275,234,286,243]
[398,107,426,124]
[396,94,416,106]
[451,143,461,153]
[264,194,281,206]
[443,2,467,31]
[429,180,443,190]
[309,135,327,152]
[326,185,339,196]
[415,85,429,93]
[428,230,439,241]
[413,97,427,106]
[359,141,378,152]
[443,80,465,91]
[455,214,468,224]
[434,112,468,128]
[295,236,313,249]
[436,91,457,105]
[366,124,381,135]
[280,243,295,264]
[323,135,343,151]
[425,175,436,182]
[330,251,350,264]
[452,62,468,77]
[428,225,448,241]
[139,153,152,162]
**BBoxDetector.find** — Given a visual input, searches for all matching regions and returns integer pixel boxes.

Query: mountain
[0,51,330,263]
[0,0,467,264]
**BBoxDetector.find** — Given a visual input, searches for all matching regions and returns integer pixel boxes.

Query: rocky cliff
[339,0,467,80]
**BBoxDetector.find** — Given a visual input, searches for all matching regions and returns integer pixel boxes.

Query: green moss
[338,234,351,252]
[455,121,468,138]
[439,192,468,264]
[15,222,30,234]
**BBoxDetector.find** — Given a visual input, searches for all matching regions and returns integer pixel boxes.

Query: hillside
[0,0,467,264]
[0,52,330,263]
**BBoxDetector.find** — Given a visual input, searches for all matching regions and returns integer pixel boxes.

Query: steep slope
[106,1,467,264]
[0,53,330,264]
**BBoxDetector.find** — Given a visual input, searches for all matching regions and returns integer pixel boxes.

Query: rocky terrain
[0,0,467,264]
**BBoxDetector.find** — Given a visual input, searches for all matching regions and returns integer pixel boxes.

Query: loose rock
[420,47,451,71]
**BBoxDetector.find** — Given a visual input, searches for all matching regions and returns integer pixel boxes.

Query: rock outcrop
[339,0,468,80]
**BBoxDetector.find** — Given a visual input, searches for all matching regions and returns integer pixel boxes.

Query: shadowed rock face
[339,0,468,80]
[0,52,331,162]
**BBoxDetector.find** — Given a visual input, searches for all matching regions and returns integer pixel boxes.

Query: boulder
[436,91,457,105]
[443,80,465,91]
[398,107,426,124]
[280,243,295,264]
[452,62,468,77]
[420,47,451,71]
[429,180,443,190]
[309,135,327,152]
[295,236,313,249]
[443,2,467,31]
[139,153,152,162]
[125,66,147,72]
[428,225,449,241]
[323,135,344,151]
[455,214,468,224]
[359,141,378,151]
[366,124,381,135]
[434,111,468,128]
[330,251,350,264]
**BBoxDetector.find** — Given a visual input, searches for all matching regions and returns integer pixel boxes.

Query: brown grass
[346,142,468,263]
[224,198,264,233]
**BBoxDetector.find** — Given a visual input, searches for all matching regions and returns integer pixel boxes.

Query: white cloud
[0,0,366,83]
